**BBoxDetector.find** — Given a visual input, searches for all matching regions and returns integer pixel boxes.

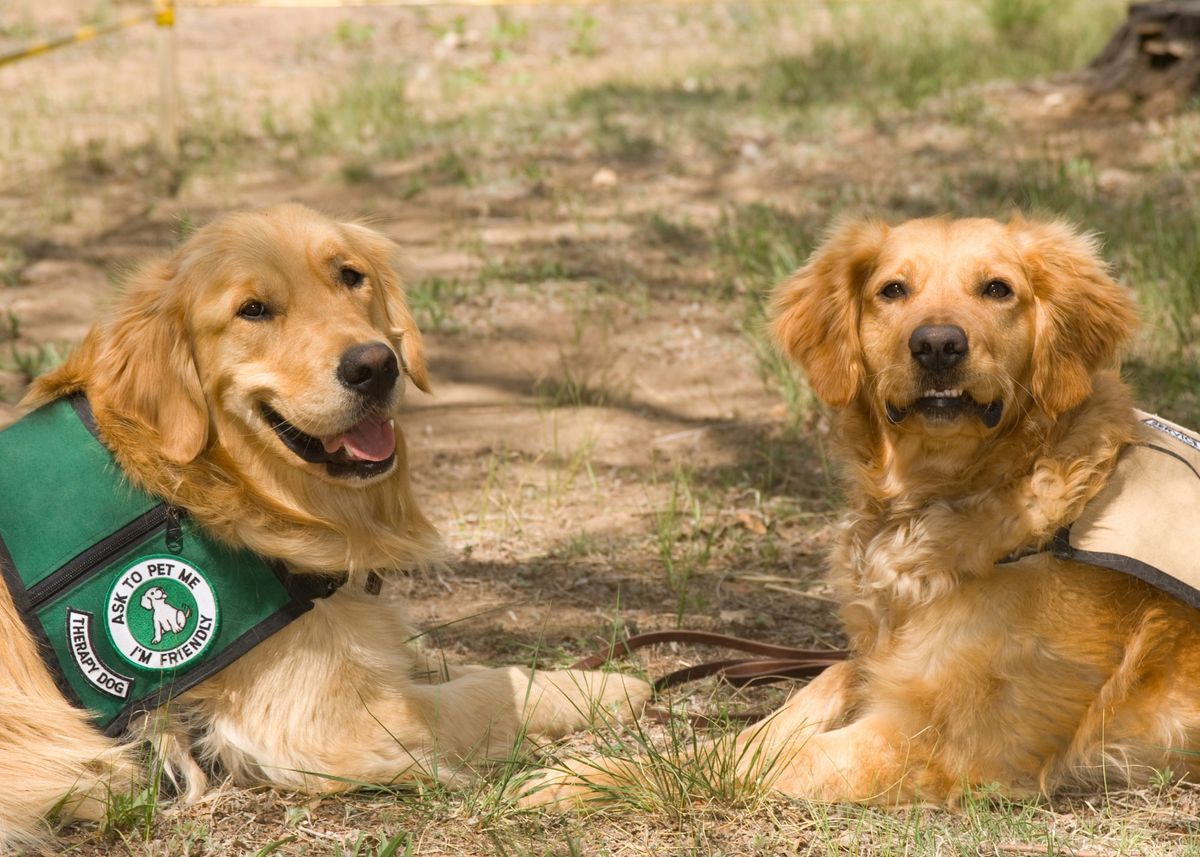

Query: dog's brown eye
[237,300,270,320]
[880,281,907,300]
[983,279,1012,300]
[340,267,364,288]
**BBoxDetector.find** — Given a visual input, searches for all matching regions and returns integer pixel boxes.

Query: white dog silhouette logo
[139,586,192,643]
[106,558,220,670]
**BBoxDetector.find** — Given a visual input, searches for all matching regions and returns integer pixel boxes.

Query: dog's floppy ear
[769,218,889,407]
[1010,218,1139,415]
[31,261,209,464]
[343,223,431,394]
[383,283,431,395]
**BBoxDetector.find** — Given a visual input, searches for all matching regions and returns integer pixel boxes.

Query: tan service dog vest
[1051,411,1200,609]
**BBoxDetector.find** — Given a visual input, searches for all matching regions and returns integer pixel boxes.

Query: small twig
[653,423,751,445]
[653,426,712,445]
[762,583,838,603]
[297,825,346,843]
[736,573,807,584]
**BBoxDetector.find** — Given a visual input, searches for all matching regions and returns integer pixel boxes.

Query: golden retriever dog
[0,204,648,847]
[521,215,1200,807]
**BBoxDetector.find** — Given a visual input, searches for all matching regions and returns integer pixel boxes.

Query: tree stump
[1087,1,1200,114]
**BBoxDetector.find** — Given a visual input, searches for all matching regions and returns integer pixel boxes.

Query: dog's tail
[0,695,136,851]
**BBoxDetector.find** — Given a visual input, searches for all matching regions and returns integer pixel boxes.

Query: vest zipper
[26,504,183,609]
[165,505,184,554]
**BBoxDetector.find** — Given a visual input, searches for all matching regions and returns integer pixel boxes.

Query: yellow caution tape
[182,0,717,6]
[0,11,159,68]
[0,0,719,71]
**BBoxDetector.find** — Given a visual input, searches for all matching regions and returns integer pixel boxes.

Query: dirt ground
[3,1,1200,854]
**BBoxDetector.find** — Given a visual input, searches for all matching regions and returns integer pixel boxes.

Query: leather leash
[571,630,849,727]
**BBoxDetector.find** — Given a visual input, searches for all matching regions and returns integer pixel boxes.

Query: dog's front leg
[182,592,650,791]
[350,666,647,787]
[189,655,649,792]
[516,660,859,808]
[407,664,651,757]
[756,712,926,803]
[732,659,857,784]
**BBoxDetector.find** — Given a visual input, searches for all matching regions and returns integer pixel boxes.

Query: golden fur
[0,205,648,848]
[522,216,1200,806]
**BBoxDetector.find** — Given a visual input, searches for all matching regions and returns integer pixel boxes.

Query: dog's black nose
[338,342,399,402]
[909,325,968,372]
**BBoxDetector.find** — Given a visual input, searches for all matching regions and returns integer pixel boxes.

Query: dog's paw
[588,671,652,723]
[512,760,623,810]
[523,669,652,738]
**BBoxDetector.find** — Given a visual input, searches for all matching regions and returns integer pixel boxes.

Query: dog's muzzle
[885,324,1003,428]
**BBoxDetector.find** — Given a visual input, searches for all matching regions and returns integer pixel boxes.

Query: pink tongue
[322,418,396,462]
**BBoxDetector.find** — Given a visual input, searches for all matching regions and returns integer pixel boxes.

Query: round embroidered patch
[104,556,220,671]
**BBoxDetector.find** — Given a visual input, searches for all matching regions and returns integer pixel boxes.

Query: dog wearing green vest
[0,205,649,848]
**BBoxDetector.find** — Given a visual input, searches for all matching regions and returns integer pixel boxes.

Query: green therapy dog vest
[0,396,340,736]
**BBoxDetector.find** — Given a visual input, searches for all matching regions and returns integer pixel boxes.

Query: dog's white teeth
[923,389,963,398]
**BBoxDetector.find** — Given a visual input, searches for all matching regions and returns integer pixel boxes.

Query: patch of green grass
[984,0,1062,41]
[489,10,529,64]
[587,112,660,164]
[405,276,481,332]
[553,532,603,560]
[712,203,811,297]
[1105,200,1200,351]
[57,138,115,180]
[98,784,159,841]
[1124,356,1200,429]
[1,340,70,383]
[95,744,169,847]
[0,247,25,287]
[311,63,417,158]
[566,81,735,119]
[1,310,18,343]
[568,84,720,166]
[341,158,376,184]
[652,465,715,626]
[533,341,630,410]
[643,212,708,257]
[431,148,479,186]
[533,369,618,409]
[82,0,114,28]
[438,66,488,102]
[757,0,1123,114]
[177,86,288,175]
[562,0,1120,142]
[482,255,569,286]
[533,292,631,410]
[332,19,376,49]
[568,11,600,58]
[711,204,819,425]
[0,4,38,40]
